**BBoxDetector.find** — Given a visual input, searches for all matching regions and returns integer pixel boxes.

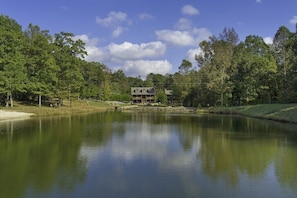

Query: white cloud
[289,16,297,24]
[96,11,132,37]
[174,18,192,30]
[138,12,154,20]
[192,28,212,43]
[108,41,166,60]
[112,26,124,37]
[122,60,172,78]
[182,5,199,16]
[96,11,132,27]
[75,34,171,77]
[256,0,263,3]
[156,30,195,46]
[74,34,109,63]
[156,28,211,47]
[263,37,273,45]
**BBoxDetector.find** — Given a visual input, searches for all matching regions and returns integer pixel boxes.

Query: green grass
[1,100,117,117]
[208,103,297,123]
[3,100,297,124]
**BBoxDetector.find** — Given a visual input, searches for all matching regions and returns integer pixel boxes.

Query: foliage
[1,14,297,108]
[23,24,59,106]
[156,89,167,104]
[0,15,27,107]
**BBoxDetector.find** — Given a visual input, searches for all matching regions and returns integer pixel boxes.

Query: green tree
[109,70,132,101]
[146,73,166,90]
[171,72,189,104]
[272,26,296,102]
[232,35,277,105]
[0,15,27,107]
[80,61,105,99]
[23,24,59,107]
[127,76,144,87]
[156,89,167,104]
[196,28,239,106]
[100,68,112,101]
[52,32,86,106]
[178,59,192,75]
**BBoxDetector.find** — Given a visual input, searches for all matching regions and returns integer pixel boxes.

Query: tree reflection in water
[0,117,87,198]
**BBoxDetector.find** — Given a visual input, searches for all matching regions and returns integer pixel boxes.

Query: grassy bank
[1,100,120,117]
[206,103,297,124]
[3,100,297,124]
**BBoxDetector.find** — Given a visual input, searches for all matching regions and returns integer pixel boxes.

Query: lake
[1,111,297,198]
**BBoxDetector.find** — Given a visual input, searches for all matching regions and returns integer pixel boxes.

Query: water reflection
[1,112,297,197]
[0,117,87,198]
[78,112,297,197]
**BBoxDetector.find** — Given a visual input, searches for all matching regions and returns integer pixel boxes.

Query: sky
[1,0,297,78]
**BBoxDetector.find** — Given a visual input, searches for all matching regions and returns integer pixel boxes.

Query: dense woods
[1,15,297,107]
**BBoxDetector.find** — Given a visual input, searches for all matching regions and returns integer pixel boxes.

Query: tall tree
[80,61,105,99]
[196,28,239,106]
[0,15,26,107]
[146,73,166,91]
[178,59,193,75]
[273,26,296,102]
[110,69,131,101]
[52,32,87,106]
[24,24,59,106]
[232,35,277,104]
[218,27,239,47]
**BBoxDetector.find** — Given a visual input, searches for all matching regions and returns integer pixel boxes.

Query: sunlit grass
[1,100,117,117]
[209,103,297,123]
[3,100,297,123]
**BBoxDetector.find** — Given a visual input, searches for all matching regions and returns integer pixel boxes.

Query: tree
[127,76,144,88]
[52,32,87,106]
[100,69,112,101]
[273,26,296,102]
[218,27,239,47]
[23,24,59,107]
[110,70,130,101]
[195,28,239,106]
[178,59,192,75]
[146,73,166,90]
[80,61,105,99]
[232,35,277,105]
[0,15,27,107]
[156,89,167,104]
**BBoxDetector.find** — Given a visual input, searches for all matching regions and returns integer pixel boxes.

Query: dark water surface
[1,111,297,198]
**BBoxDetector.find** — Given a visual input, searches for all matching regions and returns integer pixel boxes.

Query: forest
[1,15,297,108]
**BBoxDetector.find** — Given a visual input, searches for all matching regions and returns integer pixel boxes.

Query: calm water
[1,111,297,198]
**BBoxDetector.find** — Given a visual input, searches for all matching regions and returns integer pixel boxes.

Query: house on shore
[131,87,156,104]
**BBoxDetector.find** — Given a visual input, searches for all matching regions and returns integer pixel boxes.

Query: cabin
[131,87,156,104]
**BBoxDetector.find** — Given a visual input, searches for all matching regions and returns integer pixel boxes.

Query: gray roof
[131,87,156,95]
[165,89,173,95]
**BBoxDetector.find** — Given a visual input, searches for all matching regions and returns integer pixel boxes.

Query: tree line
[1,15,297,107]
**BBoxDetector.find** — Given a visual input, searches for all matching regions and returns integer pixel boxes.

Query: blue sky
[1,0,297,78]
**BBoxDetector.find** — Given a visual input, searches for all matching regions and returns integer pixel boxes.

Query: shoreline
[1,102,296,125]
[0,110,35,121]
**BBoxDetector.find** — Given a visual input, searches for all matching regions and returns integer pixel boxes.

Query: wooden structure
[131,87,156,104]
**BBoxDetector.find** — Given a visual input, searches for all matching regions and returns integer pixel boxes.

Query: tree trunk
[6,94,9,107]
[39,94,42,107]
[221,92,223,107]
[10,95,13,107]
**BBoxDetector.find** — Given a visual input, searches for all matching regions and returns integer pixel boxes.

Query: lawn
[208,103,297,123]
